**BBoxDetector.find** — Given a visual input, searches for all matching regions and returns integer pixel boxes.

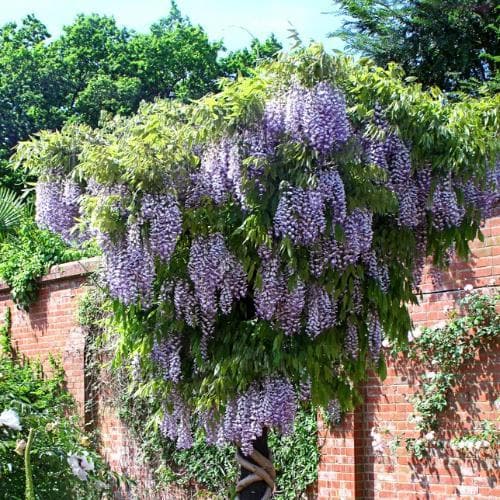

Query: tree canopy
[17,41,499,434]
[331,0,499,91]
[0,3,281,193]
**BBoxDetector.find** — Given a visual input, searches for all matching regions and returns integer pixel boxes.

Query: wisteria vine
[30,51,499,461]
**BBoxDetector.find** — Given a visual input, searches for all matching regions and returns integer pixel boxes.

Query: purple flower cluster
[196,138,244,206]
[342,209,373,266]
[309,237,341,278]
[281,80,351,153]
[99,223,155,307]
[367,311,383,361]
[188,233,247,354]
[254,250,306,335]
[302,82,351,154]
[317,169,347,224]
[206,377,297,455]
[274,273,307,335]
[363,111,434,228]
[141,193,182,263]
[352,277,363,314]
[173,280,198,327]
[160,390,193,449]
[151,334,182,383]
[344,320,359,359]
[362,250,390,293]
[305,285,336,338]
[461,160,499,220]
[35,172,82,242]
[298,378,312,401]
[274,186,326,246]
[326,399,342,425]
[284,80,308,142]
[263,96,286,146]
[431,179,464,230]
[254,247,282,321]
[255,248,337,337]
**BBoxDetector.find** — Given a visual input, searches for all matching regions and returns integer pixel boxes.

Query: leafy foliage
[0,2,279,194]
[0,352,117,498]
[79,289,319,498]
[220,35,283,78]
[331,0,499,92]
[399,291,500,457]
[0,187,24,236]
[0,215,97,308]
[18,46,499,485]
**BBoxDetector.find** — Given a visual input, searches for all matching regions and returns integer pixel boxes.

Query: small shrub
[0,353,116,499]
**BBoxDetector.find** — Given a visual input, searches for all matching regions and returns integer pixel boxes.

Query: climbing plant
[17,45,499,497]
[78,288,320,499]
[401,290,500,459]
[0,215,97,308]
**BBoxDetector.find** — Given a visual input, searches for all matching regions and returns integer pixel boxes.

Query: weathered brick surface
[318,208,500,499]
[1,210,498,498]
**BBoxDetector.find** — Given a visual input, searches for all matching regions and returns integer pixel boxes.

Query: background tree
[18,46,499,497]
[220,34,283,77]
[0,3,282,194]
[331,0,499,91]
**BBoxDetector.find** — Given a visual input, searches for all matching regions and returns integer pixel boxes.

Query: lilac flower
[151,334,182,383]
[141,192,182,263]
[367,311,383,361]
[431,178,464,230]
[302,81,351,154]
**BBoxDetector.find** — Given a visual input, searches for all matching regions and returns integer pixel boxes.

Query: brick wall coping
[0,256,102,293]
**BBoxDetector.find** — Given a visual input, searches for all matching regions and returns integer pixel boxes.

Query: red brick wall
[318,208,500,499]
[0,258,100,415]
[1,210,498,499]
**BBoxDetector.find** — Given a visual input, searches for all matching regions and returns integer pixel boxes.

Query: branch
[236,451,275,492]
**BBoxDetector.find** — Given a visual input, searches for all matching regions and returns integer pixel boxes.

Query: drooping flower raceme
[35,171,82,242]
[431,179,465,230]
[302,81,351,154]
[274,186,326,246]
[141,192,182,263]
[151,334,182,383]
[200,376,297,455]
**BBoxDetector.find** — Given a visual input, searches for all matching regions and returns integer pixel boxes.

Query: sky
[0,0,345,52]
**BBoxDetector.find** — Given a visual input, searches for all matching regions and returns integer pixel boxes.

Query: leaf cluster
[0,354,117,498]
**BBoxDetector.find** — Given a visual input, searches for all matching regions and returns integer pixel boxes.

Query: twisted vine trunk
[236,429,276,499]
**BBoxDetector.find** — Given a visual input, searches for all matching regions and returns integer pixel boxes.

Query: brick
[2,219,500,499]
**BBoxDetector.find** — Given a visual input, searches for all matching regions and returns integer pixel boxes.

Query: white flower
[467,441,475,451]
[67,453,94,481]
[481,440,490,449]
[474,441,483,450]
[463,284,473,293]
[382,338,391,348]
[424,431,435,441]
[412,327,422,339]
[0,409,22,431]
[15,439,27,456]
